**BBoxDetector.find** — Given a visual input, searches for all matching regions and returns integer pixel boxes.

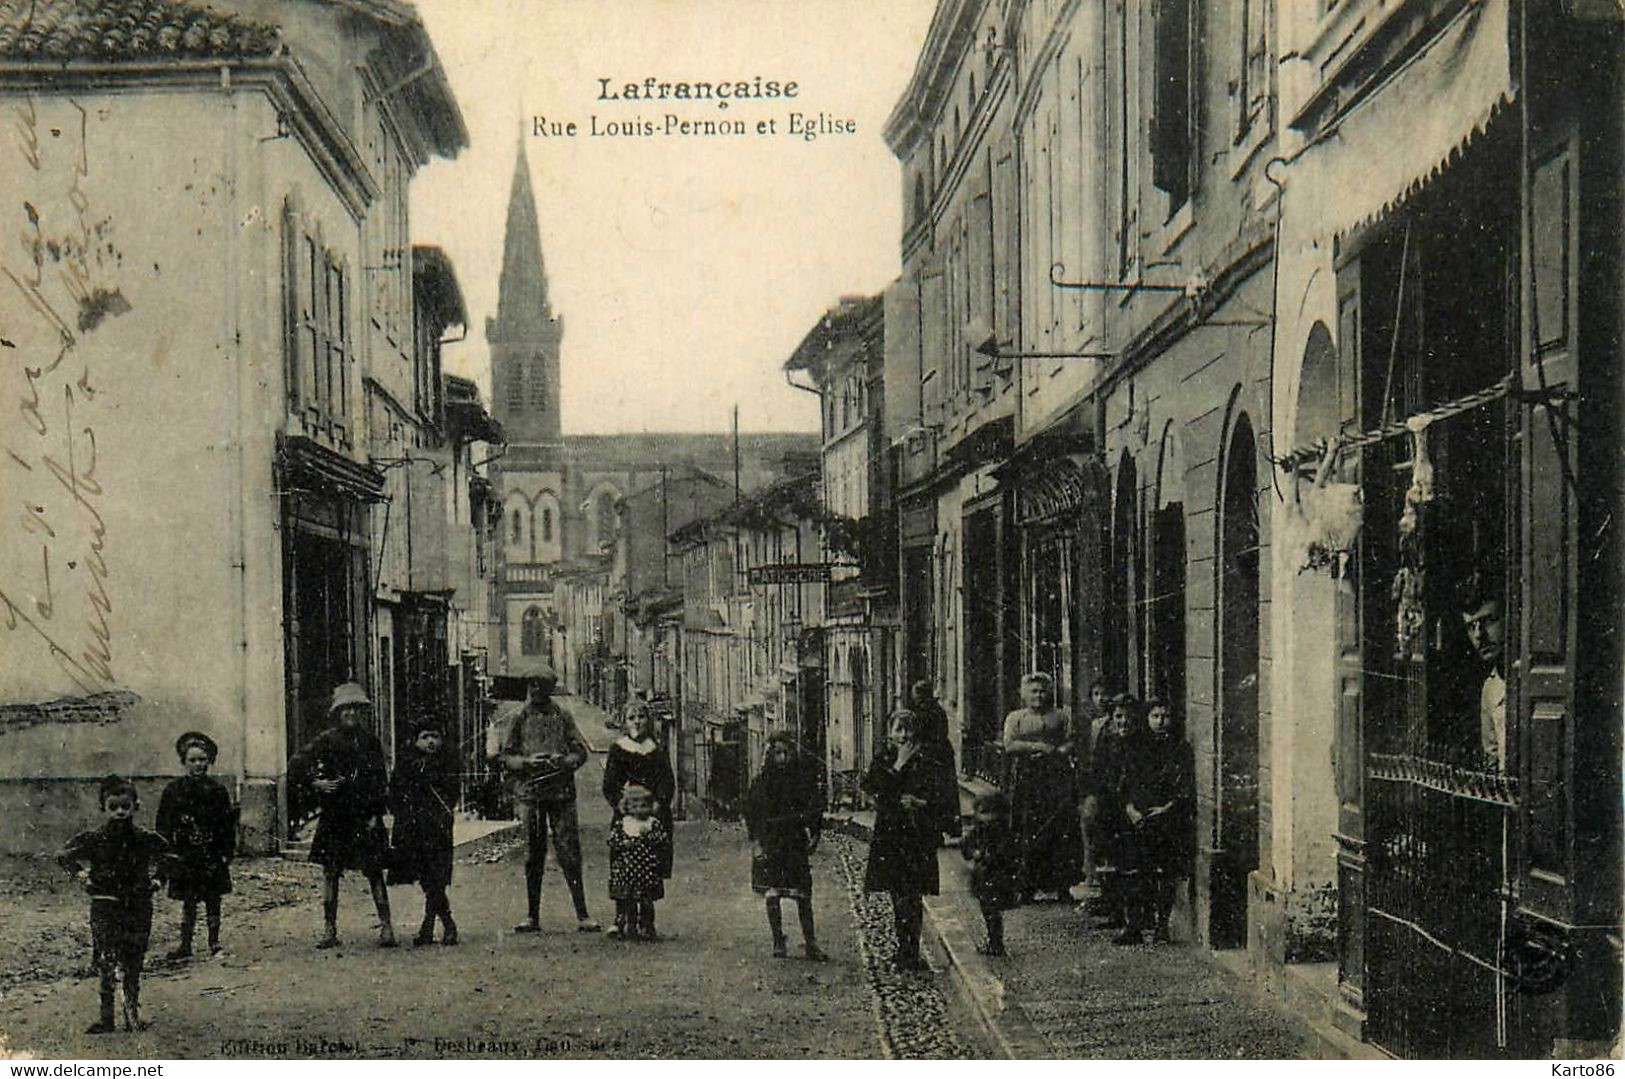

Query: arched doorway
[1108,452,1139,696]
[1151,424,1187,710]
[1213,411,1260,949]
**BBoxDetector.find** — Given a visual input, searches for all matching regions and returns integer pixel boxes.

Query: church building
[487,143,817,694]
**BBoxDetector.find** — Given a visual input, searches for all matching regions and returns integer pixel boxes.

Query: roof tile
[0,0,279,62]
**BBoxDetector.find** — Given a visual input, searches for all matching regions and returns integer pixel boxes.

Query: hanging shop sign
[747,563,833,585]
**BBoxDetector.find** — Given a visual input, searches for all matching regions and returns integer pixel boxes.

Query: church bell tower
[487,138,562,444]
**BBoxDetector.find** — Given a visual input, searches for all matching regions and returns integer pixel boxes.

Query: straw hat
[328,682,371,714]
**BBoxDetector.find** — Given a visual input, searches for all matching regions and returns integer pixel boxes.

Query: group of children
[956,684,1197,956]
[57,733,235,1034]
[54,683,1187,1033]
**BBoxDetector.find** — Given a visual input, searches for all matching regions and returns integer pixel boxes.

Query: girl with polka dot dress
[607,784,666,940]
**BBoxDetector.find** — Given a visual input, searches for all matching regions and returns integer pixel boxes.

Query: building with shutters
[784,294,902,794]
[1265,0,1621,1058]
[0,0,485,852]
[885,0,1621,1057]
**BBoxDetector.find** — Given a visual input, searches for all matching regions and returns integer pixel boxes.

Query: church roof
[502,431,818,471]
[492,139,552,336]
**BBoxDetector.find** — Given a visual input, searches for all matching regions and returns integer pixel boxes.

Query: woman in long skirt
[1001,672,1085,901]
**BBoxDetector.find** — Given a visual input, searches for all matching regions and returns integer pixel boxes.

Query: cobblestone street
[0,733,990,1060]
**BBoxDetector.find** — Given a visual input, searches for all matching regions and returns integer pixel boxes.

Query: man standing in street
[501,658,601,933]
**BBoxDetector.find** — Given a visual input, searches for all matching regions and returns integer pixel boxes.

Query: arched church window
[510,508,523,544]
[541,506,554,543]
[521,606,546,656]
[595,493,618,550]
[529,354,547,407]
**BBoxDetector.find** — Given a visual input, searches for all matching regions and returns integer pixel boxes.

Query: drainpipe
[222,64,258,843]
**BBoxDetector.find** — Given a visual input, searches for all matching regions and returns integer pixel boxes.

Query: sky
[410,0,940,435]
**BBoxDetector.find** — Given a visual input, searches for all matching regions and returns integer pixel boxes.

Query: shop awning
[1284,0,1513,244]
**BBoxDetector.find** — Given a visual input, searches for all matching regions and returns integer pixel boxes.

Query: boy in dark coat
[390,719,460,946]
[961,790,1020,956]
[863,709,954,972]
[1121,699,1195,944]
[743,731,826,960]
[59,776,169,1033]
[156,731,235,960]
[1085,695,1143,931]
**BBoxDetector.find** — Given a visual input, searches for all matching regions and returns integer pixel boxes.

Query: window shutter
[1151,0,1192,197]
[281,201,301,410]
[1517,136,1580,924]
[1333,258,1367,1005]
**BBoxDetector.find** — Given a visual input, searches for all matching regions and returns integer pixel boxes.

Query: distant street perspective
[0,0,1619,1062]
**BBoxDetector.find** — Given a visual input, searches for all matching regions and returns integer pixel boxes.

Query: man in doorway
[501,658,601,933]
[1462,593,1507,772]
[910,680,961,841]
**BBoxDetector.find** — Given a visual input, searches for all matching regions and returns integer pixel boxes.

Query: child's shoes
[802,943,828,962]
[771,936,789,959]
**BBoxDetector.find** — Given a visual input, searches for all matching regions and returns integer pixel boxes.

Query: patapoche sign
[746,563,832,585]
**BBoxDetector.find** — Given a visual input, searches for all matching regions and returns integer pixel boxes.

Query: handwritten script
[2,96,125,694]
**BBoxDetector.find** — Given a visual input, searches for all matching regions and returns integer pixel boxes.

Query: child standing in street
[743,731,827,961]
[389,719,460,946]
[58,776,169,1033]
[156,732,235,960]
[288,683,397,949]
[607,783,666,940]
[864,710,954,972]
[961,791,1020,956]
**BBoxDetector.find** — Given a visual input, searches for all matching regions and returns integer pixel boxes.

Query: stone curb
[824,810,1046,1059]
[921,890,1051,1059]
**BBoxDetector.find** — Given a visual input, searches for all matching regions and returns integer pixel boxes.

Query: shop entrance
[1213,412,1261,950]
[1346,123,1520,1058]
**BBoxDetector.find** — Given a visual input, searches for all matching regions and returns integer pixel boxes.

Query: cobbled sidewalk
[825,835,974,1060]
[923,854,1311,1058]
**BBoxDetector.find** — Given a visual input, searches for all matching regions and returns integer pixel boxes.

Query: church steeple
[487,136,562,443]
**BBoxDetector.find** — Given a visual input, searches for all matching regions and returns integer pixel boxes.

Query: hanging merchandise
[1397,414,1436,538]
[1290,437,1364,576]
[1392,565,1427,663]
